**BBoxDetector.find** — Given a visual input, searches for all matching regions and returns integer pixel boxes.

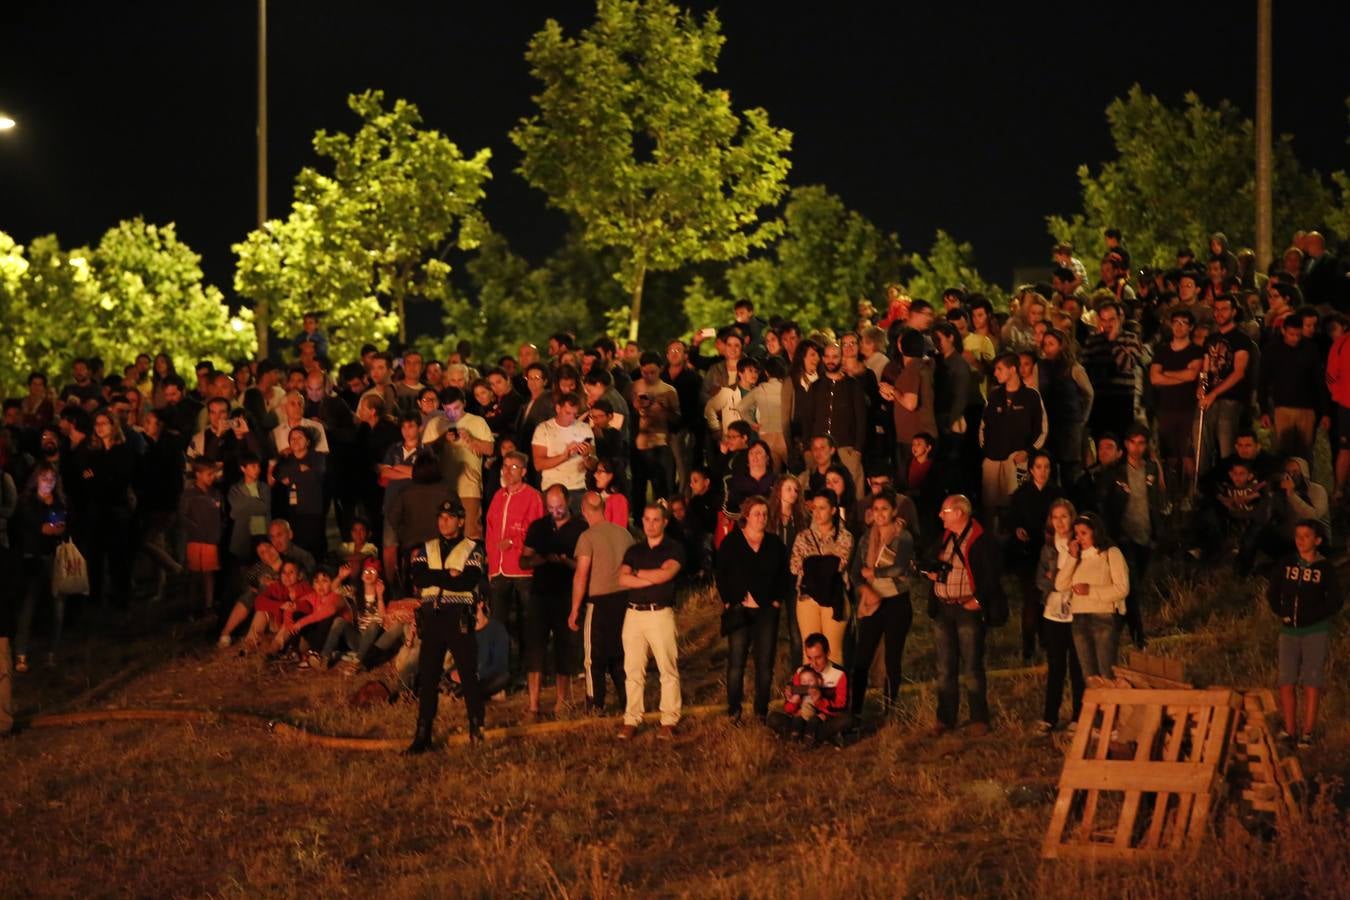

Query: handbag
[801,555,845,621]
[52,539,90,596]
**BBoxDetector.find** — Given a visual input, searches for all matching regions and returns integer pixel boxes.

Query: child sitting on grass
[281,566,351,667]
[1267,519,1342,749]
[248,560,312,652]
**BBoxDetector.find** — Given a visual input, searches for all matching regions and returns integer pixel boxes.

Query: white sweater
[1054,545,1129,616]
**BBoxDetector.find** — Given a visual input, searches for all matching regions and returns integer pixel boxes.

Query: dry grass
[2,566,1346,898]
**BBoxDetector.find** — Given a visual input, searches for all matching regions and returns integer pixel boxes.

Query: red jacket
[1326,333,1350,409]
[290,589,351,632]
[485,484,544,577]
[255,579,314,627]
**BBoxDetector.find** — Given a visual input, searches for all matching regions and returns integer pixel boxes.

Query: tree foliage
[234,90,491,359]
[0,219,254,393]
[903,230,1007,310]
[1048,85,1334,269]
[427,229,609,363]
[682,185,901,332]
[511,0,792,341]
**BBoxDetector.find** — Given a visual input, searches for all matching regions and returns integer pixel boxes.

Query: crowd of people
[0,227,1345,752]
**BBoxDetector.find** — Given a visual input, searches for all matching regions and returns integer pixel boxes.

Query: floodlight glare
[0,116,16,131]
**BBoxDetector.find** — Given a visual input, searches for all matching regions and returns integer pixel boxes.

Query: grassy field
[2,558,1347,898]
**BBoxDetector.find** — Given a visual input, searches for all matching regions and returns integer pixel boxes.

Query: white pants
[622,608,682,726]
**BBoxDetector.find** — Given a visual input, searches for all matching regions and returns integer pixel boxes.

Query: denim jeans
[932,603,988,727]
[725,605,781,717]
[1198,397,1242,475]
[1071,613,1120,679]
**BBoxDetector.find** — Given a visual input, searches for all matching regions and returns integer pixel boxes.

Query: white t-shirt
[533,417,594,491]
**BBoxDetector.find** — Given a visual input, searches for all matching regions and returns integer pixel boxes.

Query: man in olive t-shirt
[569,492,636,713]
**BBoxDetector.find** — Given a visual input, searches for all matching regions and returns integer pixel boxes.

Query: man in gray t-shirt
[569,492,636,713]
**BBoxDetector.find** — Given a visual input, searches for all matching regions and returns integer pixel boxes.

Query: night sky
[2,1,1345,326]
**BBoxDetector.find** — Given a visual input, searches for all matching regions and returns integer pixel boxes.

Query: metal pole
[255,0,270,357]
[1255,0,1273,272]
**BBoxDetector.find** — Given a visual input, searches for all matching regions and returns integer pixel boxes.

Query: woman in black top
[271,426,327,561]
[726,441,776,520]
[83,410,138,608]
[1006,450,1064,662]
[716,495,791,721]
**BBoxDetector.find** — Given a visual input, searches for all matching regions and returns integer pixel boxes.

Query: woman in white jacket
[1054,512,1129,678]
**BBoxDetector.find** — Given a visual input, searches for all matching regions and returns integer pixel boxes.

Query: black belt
[627,602,670,612]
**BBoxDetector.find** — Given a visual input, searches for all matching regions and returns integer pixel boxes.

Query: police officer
[405,499,488,754]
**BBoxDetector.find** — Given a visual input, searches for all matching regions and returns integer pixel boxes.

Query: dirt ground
[2,562,1346,898]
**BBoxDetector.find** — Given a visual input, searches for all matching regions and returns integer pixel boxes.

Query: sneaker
[617,724,638,740]
[217,635,232,649]
[658,725,676,741]
[15,655,28,673]
[967,722,990,737]
[1034,720,1055,735]
[1276,729,1294,744]
[1296,733,1313,750]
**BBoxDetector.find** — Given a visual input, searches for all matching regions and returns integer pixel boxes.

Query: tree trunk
[627,261,647,343]
[255,298,269,358]
[396,290,407,345]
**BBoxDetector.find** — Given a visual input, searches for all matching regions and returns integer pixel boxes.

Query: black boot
[404,721,433,755]
[468,720,485,744]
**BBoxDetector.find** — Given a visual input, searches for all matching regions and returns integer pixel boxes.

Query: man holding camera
[766,632,851,746]
[922,495,1006,737]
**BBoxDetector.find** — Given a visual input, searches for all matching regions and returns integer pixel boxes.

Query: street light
[0,116,15,131]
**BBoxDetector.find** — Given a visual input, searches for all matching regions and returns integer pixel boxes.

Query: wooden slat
[1186,704,1236,843]
[1083,688,1235,707]
[1077,703,1119,841]
[1044,700,1102,859]
[1170,705,1214,845]
[1144,704,1191,850]
[1060,761,1219,795]
[1116,704,1163,848]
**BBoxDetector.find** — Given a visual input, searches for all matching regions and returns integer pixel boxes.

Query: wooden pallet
[1113,650,1193,690]
[1042,687,1241,860]
[1229,690,1304,822]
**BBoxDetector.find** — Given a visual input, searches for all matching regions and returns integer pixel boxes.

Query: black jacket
[801,374,868,451]
[1266,554,1342,629]
[980,384,1047,462]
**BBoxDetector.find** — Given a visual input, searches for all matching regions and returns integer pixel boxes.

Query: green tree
[1047,85,1333,268]
[682,185,901,333]
[235,90,491,357]
[0,220,254,393]
[430,230,597,363]
[511,0,792,342]
[903,229,1007,310]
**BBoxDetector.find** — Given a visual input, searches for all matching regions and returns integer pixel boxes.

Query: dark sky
[2,1,1345,313]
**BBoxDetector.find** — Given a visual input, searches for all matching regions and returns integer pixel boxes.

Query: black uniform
[409,534,488,739]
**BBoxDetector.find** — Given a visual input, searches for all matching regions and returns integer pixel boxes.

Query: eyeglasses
[504,463,525,470]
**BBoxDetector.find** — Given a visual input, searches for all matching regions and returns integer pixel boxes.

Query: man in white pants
[616,504,685,740]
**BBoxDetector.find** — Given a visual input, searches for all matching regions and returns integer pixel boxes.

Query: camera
[911,558,953,580]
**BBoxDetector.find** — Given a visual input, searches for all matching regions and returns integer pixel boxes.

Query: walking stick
[1191,371,1209,495]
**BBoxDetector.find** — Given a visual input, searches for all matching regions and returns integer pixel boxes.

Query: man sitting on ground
[767,632,851,747]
